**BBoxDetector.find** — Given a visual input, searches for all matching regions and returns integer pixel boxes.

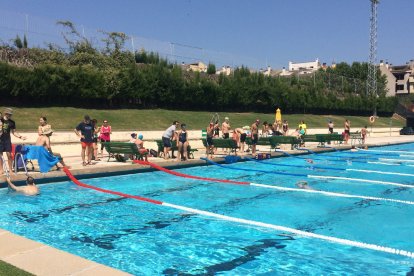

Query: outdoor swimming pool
[1,143,414,275]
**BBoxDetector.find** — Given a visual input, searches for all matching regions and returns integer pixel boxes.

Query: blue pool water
[1,143,414,275]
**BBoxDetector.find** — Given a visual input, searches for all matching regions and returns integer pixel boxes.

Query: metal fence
[0,10,263,69]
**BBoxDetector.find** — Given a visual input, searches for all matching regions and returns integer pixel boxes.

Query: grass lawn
[0,260,33,276]
[1,106,405,131]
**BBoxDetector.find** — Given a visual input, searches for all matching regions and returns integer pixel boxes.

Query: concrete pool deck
[1,129,414,275]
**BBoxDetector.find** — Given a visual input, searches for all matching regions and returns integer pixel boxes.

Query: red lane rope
[63,167,162,205]
[133,160,250,185]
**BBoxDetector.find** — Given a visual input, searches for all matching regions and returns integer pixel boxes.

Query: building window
[396,84,404,91]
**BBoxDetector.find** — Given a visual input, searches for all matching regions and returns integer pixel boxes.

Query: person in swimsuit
[206,122,215,159]
[36,117,67,168]
[282,120,289,136]
[296,181,313,190]
[131,133,149,161]
[328,120,334,134]
[344,119,351,144]
[176,123,189,161]
[250,119,260,156]
[36,117,53,151]
[6,175,39,196]
[261,121,268,137]
[99,119,112,159]
[222,117,231,139]
[232,128,245,153]
[361,126,367,145]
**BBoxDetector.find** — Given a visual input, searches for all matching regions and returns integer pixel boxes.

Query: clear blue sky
[0,0,412,69]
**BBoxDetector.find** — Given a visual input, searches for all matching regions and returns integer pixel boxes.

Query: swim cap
[138,134,143,140]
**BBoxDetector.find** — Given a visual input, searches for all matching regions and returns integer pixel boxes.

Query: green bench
[268,136,301,150]
[302,134,318,143]
[102,142,148,162]
[155,139,197,159]
[315,134,344,146]
[350,132,362,146]
[301,134,344,146]
[245,136,274,152]
[201,138,239,155]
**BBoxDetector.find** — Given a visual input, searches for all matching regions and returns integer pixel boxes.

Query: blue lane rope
[201,158,307,177]
[244,157,345,172]
[275,150,381,164]
[276,150,394,164]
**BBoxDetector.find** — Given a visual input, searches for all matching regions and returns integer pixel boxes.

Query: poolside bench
[201,138,239,155]
[350,132,363,146]
[297,134,344,147]
[268,136,301,150]
[102,142,148,162]
[155,139,197,159]
[245,136,273,152]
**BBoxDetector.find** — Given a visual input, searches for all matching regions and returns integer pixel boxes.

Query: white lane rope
[368,161,401,166]
[163,202,414,259]
[249,183,414,205]
[308,175,414,189]
[360,149,414,155]
[346,169,414,177]
[379,158,414,163]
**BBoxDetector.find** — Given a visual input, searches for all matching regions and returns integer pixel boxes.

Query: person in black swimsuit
[176,124,189,161]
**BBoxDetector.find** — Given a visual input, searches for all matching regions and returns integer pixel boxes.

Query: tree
[207,63,216,74]
[100,31,128,54]
[13,35,23,49]
[23,34,28,48]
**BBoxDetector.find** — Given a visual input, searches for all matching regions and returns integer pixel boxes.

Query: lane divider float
[134,160,414,205]
[63,166,414,259]
[247,158,414,177]
[202,158,414,189]
[276,150,407,167]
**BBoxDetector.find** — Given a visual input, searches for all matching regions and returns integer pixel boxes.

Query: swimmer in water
[6,176,39,196]
[306,159,314,164]
[296,181,314,190]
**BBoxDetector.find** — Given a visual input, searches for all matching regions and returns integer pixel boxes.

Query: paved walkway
[1,129,414,275]
[1,128,413,185]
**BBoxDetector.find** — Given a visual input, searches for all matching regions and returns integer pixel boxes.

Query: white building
[288,58,321,73]
[216,66,232,76]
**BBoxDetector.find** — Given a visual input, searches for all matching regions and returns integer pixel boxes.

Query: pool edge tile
[0,230,130,276]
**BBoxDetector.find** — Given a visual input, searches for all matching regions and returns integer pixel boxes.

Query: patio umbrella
[275,108,282,123]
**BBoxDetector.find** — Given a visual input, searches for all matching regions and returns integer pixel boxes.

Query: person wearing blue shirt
[74,115,95,166]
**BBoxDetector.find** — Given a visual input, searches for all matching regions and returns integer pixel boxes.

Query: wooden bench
[201,138,239,155]
[155,140,197,159]
[102,142,147,162]
[268,136,301,150]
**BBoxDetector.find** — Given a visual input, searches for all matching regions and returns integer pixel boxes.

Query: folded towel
[24,145,60,173]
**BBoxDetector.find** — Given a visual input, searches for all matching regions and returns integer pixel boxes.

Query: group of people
[74,115,112,166]
[161,121,190,161]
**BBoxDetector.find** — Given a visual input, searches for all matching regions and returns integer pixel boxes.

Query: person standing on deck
[74,115,95,166]
[250,119,260,156]
[0,108,27,175]
[162,121,179,160]
[344,119,351,144]
[206,122,215,159]
[222,117,231,139]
